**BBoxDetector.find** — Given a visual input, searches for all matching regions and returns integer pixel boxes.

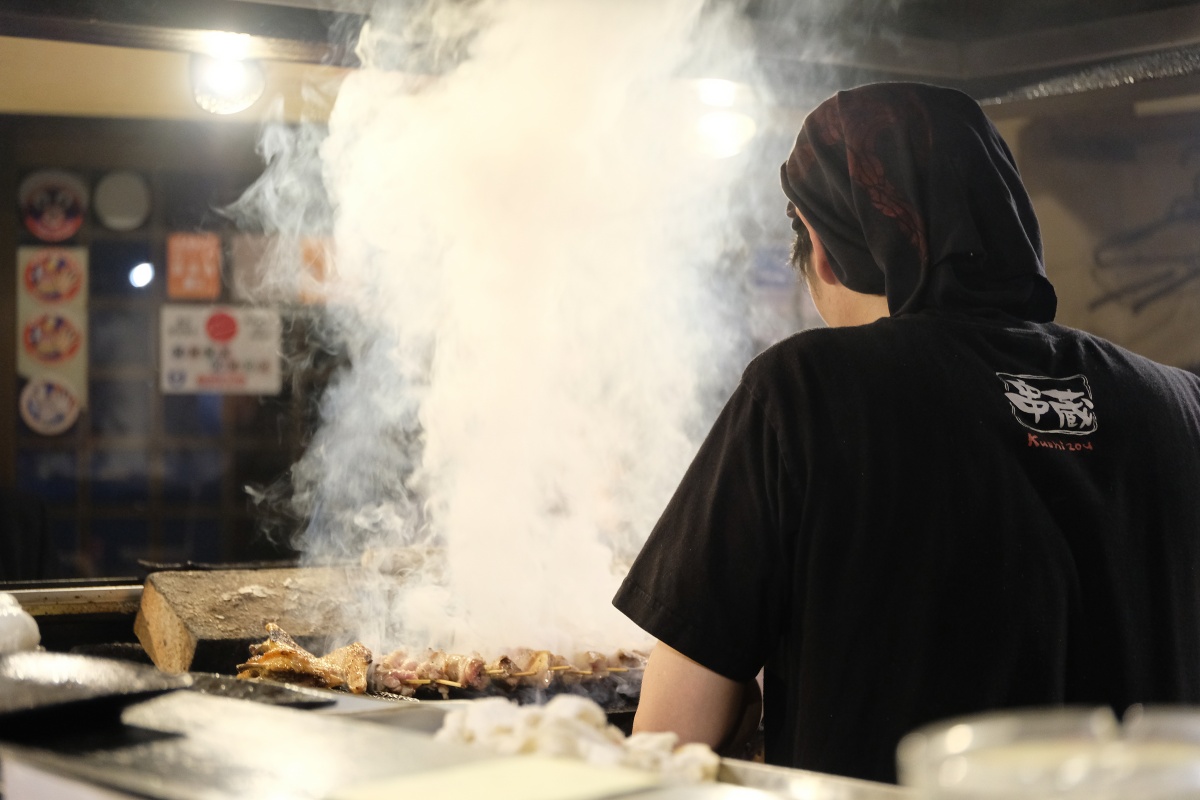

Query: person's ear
[810,235,842,287]
[792,206,843,290]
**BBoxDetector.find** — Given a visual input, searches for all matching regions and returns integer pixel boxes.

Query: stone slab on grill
[134,567,355,675]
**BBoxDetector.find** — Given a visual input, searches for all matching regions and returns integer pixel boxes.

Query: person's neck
[843,293,890,326]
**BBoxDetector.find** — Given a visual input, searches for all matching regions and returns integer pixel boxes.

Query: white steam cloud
[240,0,779,658]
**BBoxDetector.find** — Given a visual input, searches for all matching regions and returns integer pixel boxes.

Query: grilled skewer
[238,623,646,700]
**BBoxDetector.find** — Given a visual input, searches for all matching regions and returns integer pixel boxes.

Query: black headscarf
[780,82,1057,320]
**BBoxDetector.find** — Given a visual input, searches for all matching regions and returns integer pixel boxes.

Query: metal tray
[188,673,337,709]
[0,651,192,734]
[719,759,912,799]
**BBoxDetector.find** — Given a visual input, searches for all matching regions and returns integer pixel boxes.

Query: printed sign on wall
[160,304,282,395]
[16,246,89,435]
[229,234,332,305]
[167,232,222,300]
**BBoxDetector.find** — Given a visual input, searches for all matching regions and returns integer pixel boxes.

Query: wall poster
[167,232,222,300]
[15,246,89,435]
[160,304,282,395]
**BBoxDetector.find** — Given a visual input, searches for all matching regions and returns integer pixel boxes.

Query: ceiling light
[199,31,254,62]
[694,111,757,159]
[695,78,740,108]
[191,53,266,115]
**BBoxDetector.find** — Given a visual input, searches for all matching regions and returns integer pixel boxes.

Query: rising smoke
[238,0,782,658]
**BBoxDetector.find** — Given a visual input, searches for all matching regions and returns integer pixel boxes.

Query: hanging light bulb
[694,110,758,159]
[190,33,265,116]
[689,78,758,158]
[695,78,740,108]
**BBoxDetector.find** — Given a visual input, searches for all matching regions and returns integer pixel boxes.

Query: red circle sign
[23,313,82,364]
[206,311,239,342]
[24,249,83,303]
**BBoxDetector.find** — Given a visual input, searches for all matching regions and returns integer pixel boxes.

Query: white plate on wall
[94,170,151,231]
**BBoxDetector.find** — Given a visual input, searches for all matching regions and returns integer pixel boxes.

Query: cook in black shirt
[614,82,1200,784]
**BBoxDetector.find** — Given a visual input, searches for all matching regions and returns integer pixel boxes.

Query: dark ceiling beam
[749,21,963,79]
[0,13,332,62]
[0,0,360,65]
[748,1,1200,109]
[962,3,1200,78]
[752,2,1200,88]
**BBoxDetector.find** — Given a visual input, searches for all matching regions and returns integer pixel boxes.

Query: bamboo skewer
[389,658,643,692]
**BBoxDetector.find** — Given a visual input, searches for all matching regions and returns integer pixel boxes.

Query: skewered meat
[376,649,489,695]
[320,642,372,694]
[236,622,371,694]
[239,623,646,700]
[371,645,646,697]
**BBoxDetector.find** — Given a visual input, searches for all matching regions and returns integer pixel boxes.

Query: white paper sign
[160,304,282,395]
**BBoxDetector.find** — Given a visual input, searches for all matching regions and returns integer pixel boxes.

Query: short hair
[789,223,813,279]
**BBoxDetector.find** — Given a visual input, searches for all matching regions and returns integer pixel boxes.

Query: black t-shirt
[613,310,1200,784]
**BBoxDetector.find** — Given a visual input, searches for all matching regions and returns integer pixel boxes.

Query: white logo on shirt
[997,373,1098,435]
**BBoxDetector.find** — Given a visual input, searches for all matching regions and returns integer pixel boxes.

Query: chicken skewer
[372,645,646,697]
[237,623,646,700]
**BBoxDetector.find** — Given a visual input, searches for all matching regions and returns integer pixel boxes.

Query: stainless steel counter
[719,760,911,800]
[0,678,911,800]
[322,691,911,800]
[1,690,482,800]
